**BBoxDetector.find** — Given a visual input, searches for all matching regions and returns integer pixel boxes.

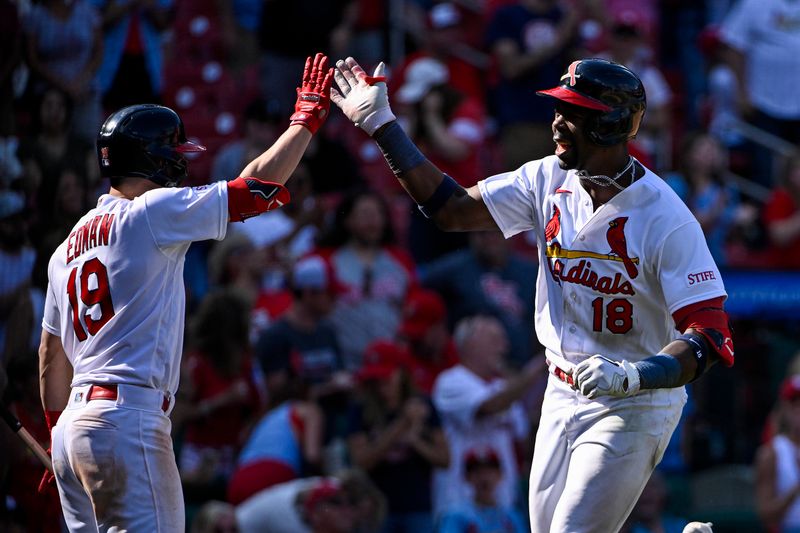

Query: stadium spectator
[697,25,745,152]
[227,361,324,505]
[390,2,486,104]
[431,315,545,516]
[436,447,527,533]
[258,0,357,114]
[393,56,486,262]
[624,470,689,533]
[211,99,283,183]
[0,0,20,139]
[317,189,417,369]
[22,0,103,142]
[754,375,800,532]
[190,500,238,533]
[255,255,353,440]
[664,132,740,267]
[395,288,459,395]
[719,0,800,185]
[347,341,449,533]
[235,470,387,533]
[600,11,672,171]
[0,191,38,366]
[89,0,173,110]
[485,0,579,168]
[420,231,538,367]
[763,153,800,269]
[17,87,98,241]
[176,290,262,502]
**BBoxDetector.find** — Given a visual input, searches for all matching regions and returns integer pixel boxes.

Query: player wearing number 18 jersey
[38,53,333,532]
[331,57,733,532]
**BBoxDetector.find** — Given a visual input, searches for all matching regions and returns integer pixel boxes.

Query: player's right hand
[330,57,397,136]
[290,53,334,135]
[573,355,641,399]
[37,448,55,493]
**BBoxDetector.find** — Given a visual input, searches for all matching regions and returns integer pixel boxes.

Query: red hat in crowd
[357,341,409,382]
[304,479,344,514]
[398,289,447,341]
[780,375,800,402]
[464,447,501,472]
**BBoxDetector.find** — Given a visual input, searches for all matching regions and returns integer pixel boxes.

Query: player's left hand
[573,355,641,398]
[290,53,334,135]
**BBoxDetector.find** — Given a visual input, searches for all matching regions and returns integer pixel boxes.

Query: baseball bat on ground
[0,403,53,473]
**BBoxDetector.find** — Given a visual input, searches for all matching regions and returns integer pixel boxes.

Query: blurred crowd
[2,0,800,532]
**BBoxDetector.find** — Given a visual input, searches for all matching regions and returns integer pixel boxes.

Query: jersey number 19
[66,258,115,341]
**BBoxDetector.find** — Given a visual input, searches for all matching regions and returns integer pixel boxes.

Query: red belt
[87,384,170,412]
[550,363,575,386]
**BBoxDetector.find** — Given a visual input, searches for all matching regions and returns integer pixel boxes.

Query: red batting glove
[290,53,334,134]
[38,410,61,494]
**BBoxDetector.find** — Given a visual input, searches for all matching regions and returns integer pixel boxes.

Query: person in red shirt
[763,153,800,269]
[396,288,459,395]
[176,289,262,502]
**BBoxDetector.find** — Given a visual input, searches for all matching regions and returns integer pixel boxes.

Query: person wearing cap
[485,0,580,168]
[254,255,354,446]
[391,2,485,104]
[235,470,387,533]
[393,55,486,263]
[396,288,459,394]
[754,375,800,532]
[437,447,527,533]
[600,11,672,171]
[431,315,545,517]
[420,231,538,368]
[347,340,450,533]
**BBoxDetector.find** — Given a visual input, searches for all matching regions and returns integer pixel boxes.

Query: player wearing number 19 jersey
[38,53,333,532]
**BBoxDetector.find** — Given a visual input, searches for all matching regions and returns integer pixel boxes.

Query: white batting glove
[573,355,641,399]
[330,57,396,136]
[683,522,713,533]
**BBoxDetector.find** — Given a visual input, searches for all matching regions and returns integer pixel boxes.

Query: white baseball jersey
[42,181,229,396]
[478,155,727,370]
[431,365,529,516]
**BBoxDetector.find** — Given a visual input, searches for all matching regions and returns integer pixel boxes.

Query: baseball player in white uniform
[330,57,734,532]
[37,53,333,532]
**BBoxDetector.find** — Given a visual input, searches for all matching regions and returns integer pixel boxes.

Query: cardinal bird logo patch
[545,206,561,244]
[606,217,639,279]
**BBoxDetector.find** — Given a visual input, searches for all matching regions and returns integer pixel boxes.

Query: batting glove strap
[331,60,397,136]
[620,360,641,395]
[574,355,640,398]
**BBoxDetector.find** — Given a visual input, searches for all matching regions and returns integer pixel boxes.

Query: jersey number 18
[66,258,115,341]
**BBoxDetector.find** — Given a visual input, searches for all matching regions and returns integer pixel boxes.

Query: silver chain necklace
[576,157,636,191]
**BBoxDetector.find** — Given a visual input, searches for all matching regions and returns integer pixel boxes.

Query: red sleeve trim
[673,297,734,367]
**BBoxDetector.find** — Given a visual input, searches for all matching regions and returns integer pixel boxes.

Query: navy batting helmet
[537,59,646,147]
[97,104,205,187]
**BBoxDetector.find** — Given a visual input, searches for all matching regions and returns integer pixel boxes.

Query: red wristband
[45,410,62,434]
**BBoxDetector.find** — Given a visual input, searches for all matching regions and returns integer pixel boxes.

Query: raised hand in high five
[290,53,334,135]
[330,57,397,136]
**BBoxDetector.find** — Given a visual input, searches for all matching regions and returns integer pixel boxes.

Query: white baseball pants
[529,375,686,533]
[51,384,183,533]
